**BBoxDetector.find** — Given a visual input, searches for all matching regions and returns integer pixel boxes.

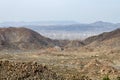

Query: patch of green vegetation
[102,75,110,80]
[116,76,120,80]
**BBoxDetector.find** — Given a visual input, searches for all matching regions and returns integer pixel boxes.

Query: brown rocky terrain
[0,60,63,80]
[84,28,120,45]
[0,27,54,50]
[53,28,120,50]
[83,28,120,50]
[0,27,84,51]
[0,27,120,80]
[64,40,84,48]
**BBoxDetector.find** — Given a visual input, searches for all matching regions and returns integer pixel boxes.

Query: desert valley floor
[0,48,120,80]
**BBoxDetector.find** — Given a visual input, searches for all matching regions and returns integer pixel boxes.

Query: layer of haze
[0,0,119,23]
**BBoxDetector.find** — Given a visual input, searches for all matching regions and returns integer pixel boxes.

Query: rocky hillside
[53,40,84,48]
[83,28,120,49]
[0,27,54,50]
[1,27,120,50]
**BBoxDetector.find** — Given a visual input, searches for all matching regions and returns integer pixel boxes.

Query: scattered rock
[0,60,63,80]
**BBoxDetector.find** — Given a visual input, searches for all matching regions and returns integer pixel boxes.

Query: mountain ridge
[0,27,54,50]
[83,28,120,50]
[0,21,120,40]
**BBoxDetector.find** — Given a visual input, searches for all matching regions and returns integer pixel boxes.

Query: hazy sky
[0,0,120,23]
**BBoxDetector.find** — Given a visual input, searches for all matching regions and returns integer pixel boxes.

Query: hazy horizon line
[0,20,119,24]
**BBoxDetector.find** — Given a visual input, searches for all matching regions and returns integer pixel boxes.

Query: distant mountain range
[0,21,120,40]
[0,27,120,50]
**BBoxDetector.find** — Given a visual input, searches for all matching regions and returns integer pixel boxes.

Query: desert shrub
[71,75,92,80]
[102,75,110,80]
[116,76,120,80]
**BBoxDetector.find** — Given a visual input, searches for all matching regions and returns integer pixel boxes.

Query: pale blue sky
[0,0,120,23]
